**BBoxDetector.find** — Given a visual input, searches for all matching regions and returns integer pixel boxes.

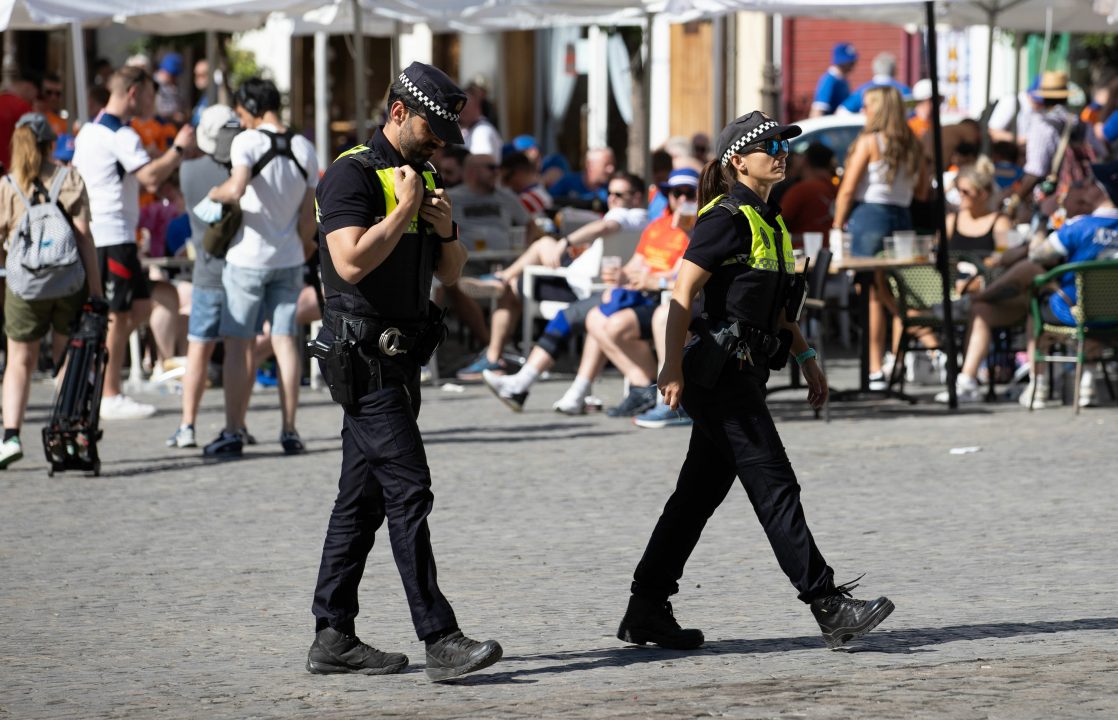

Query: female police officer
[616,111,894,651]
[306,62,502,681]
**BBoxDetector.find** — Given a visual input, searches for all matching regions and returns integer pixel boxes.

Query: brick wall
[782,17,922,122]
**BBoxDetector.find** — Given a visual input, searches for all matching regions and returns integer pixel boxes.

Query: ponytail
[9,126,43,195]
[698,159,734,210]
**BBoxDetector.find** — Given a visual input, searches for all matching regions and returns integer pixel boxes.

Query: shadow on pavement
[444,617,1118,685]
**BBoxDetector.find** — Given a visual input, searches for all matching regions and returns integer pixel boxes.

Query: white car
[789,112,970,167]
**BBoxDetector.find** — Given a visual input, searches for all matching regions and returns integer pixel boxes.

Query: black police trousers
[632,362,836,604]
[312,361,458,640]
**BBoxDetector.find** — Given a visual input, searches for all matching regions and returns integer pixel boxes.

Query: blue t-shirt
[548,171,607,204]
[647,188,668,219]
[1047,209,1118,324]
[812,69,851,115]
[1102,110,1118,144]
[841,78,913,113]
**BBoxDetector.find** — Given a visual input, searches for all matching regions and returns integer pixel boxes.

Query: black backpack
[203,129,307,258]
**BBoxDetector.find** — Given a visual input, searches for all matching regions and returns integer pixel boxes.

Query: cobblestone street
[2,361,1115,718]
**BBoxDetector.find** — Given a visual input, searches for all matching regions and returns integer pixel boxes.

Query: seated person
[501,150,554,229]
[579,169,699,417]
[781,143,837,235]
[936,163,1117,405]
[1020,161,1118,409]
[482,171,688,413]
[548,146,615,207]
[444,152,534,377]
[456,171,649,380]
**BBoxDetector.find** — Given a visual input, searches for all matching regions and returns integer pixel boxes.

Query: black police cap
[715,111,802,167]
[398,61,467,145]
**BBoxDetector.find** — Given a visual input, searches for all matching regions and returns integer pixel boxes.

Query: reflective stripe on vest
[314,144,436,229]
[698,193,794,273]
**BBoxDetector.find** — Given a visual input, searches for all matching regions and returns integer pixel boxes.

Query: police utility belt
[687,259,810,390]
[307,302,447,405]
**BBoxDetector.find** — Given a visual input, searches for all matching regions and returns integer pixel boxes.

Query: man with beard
[307,62,503,682]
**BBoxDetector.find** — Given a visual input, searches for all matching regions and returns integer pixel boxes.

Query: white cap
[197,104,239,156]
[911,78,934,103]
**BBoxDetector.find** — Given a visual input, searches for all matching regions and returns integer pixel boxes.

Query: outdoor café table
[827,255,937,404]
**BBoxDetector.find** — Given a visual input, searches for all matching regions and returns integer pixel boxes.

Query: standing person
[839,52,911,114]
[35,73,68,139]
[616,111,894,651]
[832,85,927,389]
[0,70,37,171]
[809,43,858,118]
[199,78,318,457]
[307,61,502,681]
[0,114,103,468]
[458,82,502,158]
[72,66,195,420]
[191,59,211,127]
[166,104,240,449]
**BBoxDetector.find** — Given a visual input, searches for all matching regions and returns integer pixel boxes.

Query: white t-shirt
[72,113,152,247]
[604,207,649,232]
[225,123,319,270]
[462,117,503,158]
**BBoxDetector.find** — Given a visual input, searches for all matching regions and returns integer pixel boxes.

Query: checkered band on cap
[720,120,779,166]
[398,72,460,123]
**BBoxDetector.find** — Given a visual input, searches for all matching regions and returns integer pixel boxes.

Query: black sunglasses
[670,186,696,199]
[608,189,632,199]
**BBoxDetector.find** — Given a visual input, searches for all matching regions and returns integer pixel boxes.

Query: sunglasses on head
[747,138,790,157]
[670,186,696,199]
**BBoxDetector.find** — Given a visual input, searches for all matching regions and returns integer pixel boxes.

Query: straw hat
[1032,71,1070,100]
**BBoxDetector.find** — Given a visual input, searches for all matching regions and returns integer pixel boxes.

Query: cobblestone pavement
[2,360,1115,719]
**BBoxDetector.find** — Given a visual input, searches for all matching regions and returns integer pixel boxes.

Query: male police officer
[307,62,502,682]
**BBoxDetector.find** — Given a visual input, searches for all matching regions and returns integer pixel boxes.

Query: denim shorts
[848,202,913,257]
[188,285,225,343]
[220,264,303,339]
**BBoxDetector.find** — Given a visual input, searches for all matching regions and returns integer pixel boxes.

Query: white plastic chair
[520,239,604,353]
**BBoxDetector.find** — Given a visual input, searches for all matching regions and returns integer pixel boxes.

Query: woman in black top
[948,157,1012,253]
[616,112,894,651]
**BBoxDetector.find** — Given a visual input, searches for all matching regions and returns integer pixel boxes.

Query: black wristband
[439,221,459,244]
[172,144,185,156]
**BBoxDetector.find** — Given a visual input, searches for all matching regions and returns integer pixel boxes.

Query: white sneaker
[0,436,23,469]
[868,372,888,392]
[552,391,588,415]
[1078,368,1096,408]
[166,424,196,448]
[1018,378,1050,409]
[100,394,157,420]
[934,375,981,403]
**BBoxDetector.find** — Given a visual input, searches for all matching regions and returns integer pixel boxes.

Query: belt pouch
[690,320,740,389]
[409,302,448,365]
[766,328,794,371]
[323,340,359,405]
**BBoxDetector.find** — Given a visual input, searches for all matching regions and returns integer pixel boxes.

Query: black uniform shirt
[316,127,442,323]
[684,181,788,332]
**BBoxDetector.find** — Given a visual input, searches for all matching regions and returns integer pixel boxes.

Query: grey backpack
[4,168,85,301]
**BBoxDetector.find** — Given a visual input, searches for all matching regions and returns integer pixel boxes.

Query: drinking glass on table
[600,255,623,285]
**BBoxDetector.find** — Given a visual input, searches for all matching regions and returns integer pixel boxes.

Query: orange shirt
[908,115,931,139]
[782,178,837,235]
[131,116,176,154]
[45,111,68,139]
[635,213,690,273]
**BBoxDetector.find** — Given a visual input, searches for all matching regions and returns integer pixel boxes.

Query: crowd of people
[1,39,1117,470]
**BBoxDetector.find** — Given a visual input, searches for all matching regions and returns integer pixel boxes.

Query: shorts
[632,302,657,340]
[3,284,86,342]
[220,263,302,339]
[188,285,226,343]
[97,243,151,312]
[848,202,913,257]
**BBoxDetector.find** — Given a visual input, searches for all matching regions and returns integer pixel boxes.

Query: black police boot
[810,576,895,650]
[424,630,503,682]
[617,595,705,650]
[306,627,409,675]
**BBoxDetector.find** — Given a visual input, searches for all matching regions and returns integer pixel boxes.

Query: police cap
[397,61,467,145]
[716,111,802,168]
